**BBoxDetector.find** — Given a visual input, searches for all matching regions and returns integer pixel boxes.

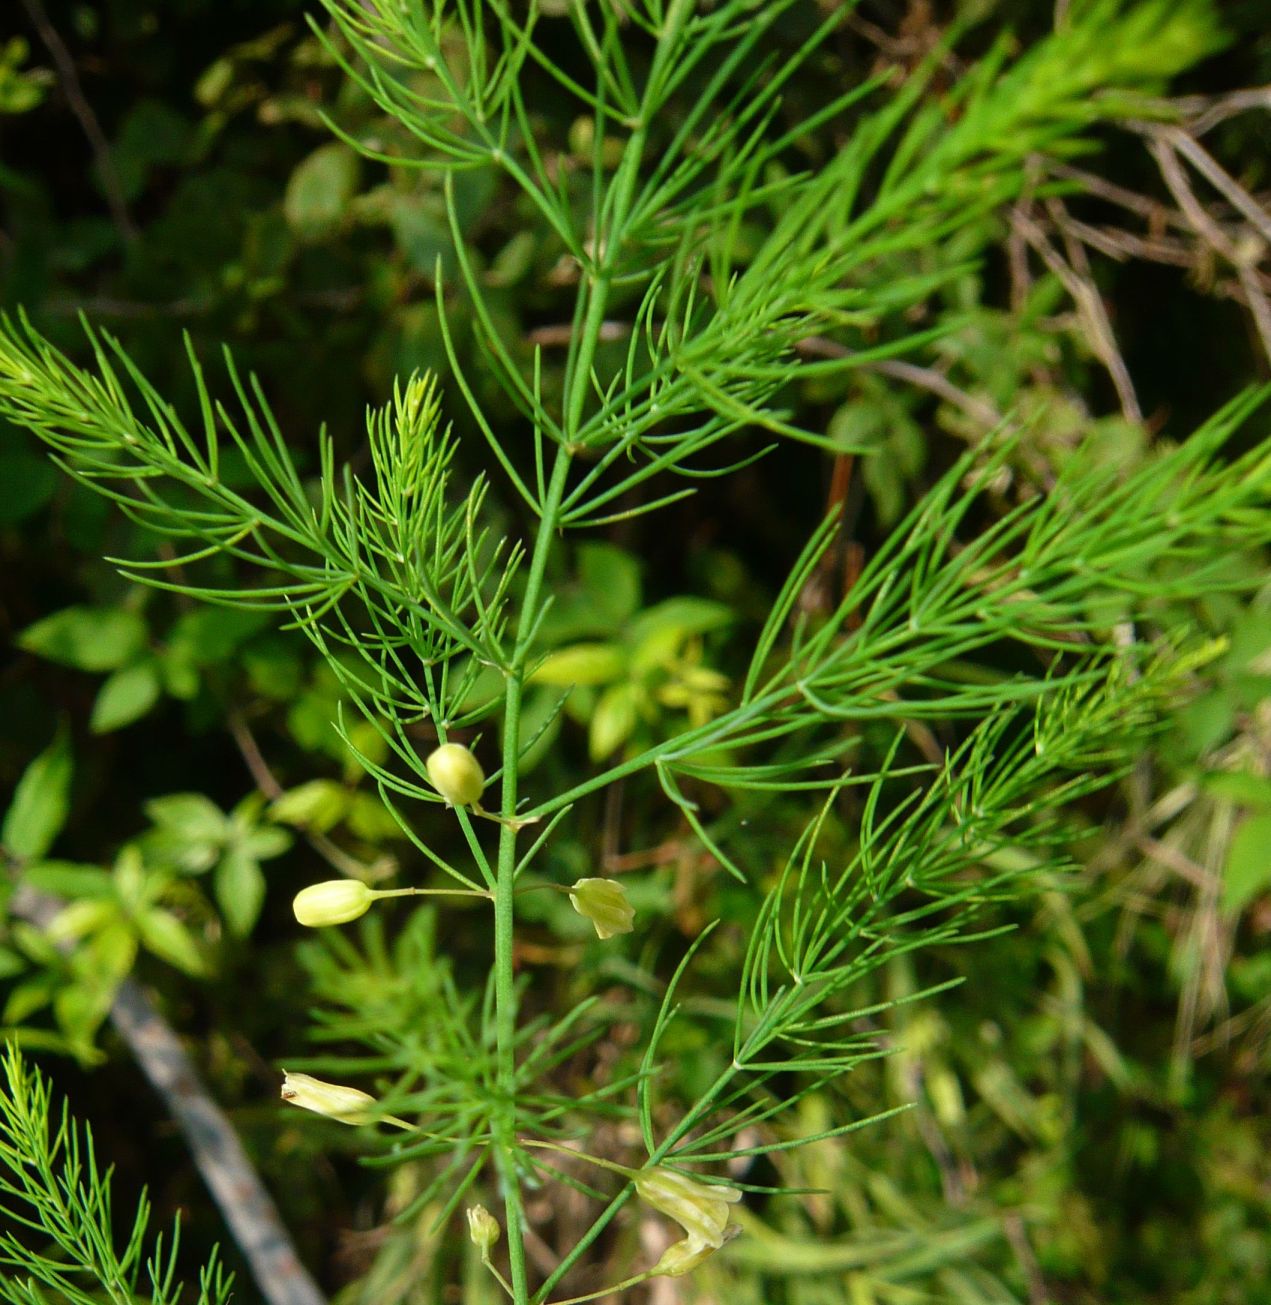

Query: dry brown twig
[1010,206,1144,422]
[18,0,138,244]
[226,708,396,883]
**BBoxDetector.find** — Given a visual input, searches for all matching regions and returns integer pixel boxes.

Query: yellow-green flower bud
[568,877,635,939]
[633,1167,741,1249]
[293,879,375,927]
[466,1204,500,1255]
[426,742,485,807]
[280,1071,378,1124]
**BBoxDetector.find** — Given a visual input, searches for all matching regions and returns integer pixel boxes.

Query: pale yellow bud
[426,743,485,807]
[633,1168,741,1249]
[280,1071,378,1124]
[292,879,375,927]
[466,1204,500,1255]
[568,877,635,939]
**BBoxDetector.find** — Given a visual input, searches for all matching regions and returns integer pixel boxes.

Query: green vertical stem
[492,75,651,1299]
[492,443,572,1302]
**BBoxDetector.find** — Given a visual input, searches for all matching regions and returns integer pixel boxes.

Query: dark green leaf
[1223,813,1271,913]
[284,143,359,241]
[19,606,148,672]
[136,909,208,976]
[90,661,162,733]
[215,847,266,937]
[0,449,56,523]
[2,730,72,862]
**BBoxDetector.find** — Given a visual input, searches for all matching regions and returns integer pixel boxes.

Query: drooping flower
[633,1167,741,1249]
[568,877,635,939]
[650,1222,741,1277]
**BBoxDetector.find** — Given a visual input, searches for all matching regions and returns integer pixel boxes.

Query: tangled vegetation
[0,2,1268,1303]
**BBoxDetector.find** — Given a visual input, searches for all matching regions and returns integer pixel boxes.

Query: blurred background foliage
[1,1,1269,1302]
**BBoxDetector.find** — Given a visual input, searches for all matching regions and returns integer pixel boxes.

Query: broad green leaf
[531,643,626,687]
[346,792,405,842]
[53,978,115,1049]
[111,845,146,908]
[136,909,207,976]
[243,825,292,860]
[0,946,24,980]
[90,660,162,733]
[18,605,148,672]
[112,98,191,201]
[1223,813,1271,913]
[0,37,48,115]
[2,730,72,861]
[1202,772,1271,810]
[590,683,639,761]
[21,862,112,899]
[215,847,266,937]
[79,922,138,988]
[166,607,271,666]
[45,899,117,944]
[389,195,452,277]
[579,543,642,627]
[629,599,733,673]
[1230,952,1271,1003]
[0,450,55,523]
[243,639,304,699]
[270,779,350,832]
[10,922,57,965]
[284,142,359,241]
[4,980,53,1026]
[144,793,229,843]
[158,645,200,700]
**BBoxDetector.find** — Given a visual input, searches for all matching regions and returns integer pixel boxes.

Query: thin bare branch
[1012,207,1142,423]
[796,337,1005,428]
[18,0,138,244]
[1171,85,1271,137]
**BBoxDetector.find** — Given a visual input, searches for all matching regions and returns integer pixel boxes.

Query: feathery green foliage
[0,1045,231,1305]
[0,1,1265,1302]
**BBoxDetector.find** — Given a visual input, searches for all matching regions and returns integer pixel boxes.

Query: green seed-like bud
[293,879,375,927]
[426,742,485,807]
[633,1168,741,1249]
[466,1204,500,1255]
[568,877,635,939]
[280,1071,378,1124]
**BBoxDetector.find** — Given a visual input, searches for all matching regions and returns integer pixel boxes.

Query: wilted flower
[650,1222,741,1277]
[633,1167,741,1249]
[568,877,635,939]
[466,1204,500,1255]
[292,879,375,927]
[426,742,485,807]
[280,1071,378,1124]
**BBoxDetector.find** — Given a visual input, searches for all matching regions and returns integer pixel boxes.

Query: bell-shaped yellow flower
[568,877,635,939]
[633,1167,741,1249]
